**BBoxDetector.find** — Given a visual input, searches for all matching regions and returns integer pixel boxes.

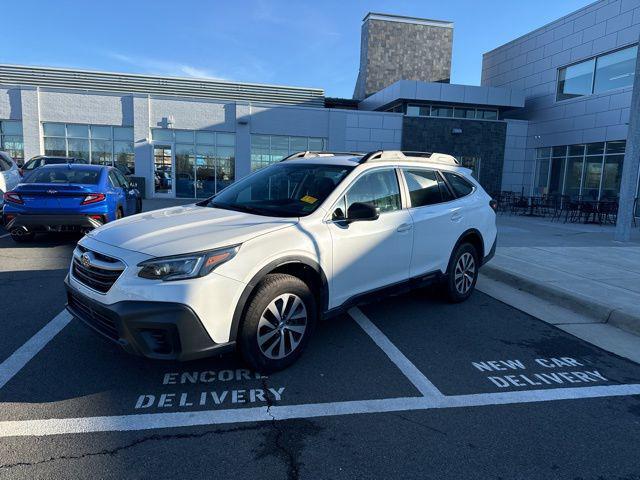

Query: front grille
[68,292,119,341]
[72,246,124,293]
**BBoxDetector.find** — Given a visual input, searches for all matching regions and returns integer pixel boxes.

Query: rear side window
[443,172,474,197]
[24,168,101,185]
[403,169,454,207]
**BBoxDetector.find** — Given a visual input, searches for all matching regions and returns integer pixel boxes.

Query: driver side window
[343,169,401,216]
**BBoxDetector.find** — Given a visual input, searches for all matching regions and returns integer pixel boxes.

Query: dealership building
[0,1,639,210]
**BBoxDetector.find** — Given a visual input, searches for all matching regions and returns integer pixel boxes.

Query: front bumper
[65,278,235,361]
[5,214,103,232]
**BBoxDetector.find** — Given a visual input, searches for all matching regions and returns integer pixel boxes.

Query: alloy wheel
[454,252,476,294]
[257,293,308,360]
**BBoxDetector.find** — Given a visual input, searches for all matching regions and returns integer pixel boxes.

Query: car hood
[86,204,297,257]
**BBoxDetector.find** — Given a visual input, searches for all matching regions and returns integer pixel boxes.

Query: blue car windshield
[23,168,101,185]
[206,163,354,217]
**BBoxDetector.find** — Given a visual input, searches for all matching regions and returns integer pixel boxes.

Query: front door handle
[397,223,413,233]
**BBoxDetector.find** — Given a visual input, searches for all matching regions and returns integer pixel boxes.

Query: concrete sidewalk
[482,215,640,338]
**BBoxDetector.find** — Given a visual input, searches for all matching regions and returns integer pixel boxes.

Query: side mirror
[346,202,379,223]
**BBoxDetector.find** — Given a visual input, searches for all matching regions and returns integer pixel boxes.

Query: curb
[481,264,640,337]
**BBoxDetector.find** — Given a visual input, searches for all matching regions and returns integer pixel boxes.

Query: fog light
[139,329,172,354]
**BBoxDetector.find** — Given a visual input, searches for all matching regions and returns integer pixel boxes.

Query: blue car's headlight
[137,245,240,281]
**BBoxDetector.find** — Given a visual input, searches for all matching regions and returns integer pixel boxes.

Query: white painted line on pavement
[0,233,10,239]
[2,383,640,438]
[0,310,72,390]
[348,307,444,398]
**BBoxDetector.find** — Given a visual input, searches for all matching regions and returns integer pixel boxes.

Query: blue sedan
[2,164,142,242]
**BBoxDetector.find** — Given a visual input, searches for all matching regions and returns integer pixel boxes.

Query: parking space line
[2,383,640,438]
[0,233,10,239]
[0,310,72,390]
[348,307,444,398]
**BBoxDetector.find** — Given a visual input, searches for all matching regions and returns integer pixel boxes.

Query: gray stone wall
[402,116,507,195]
[354,18,453,99]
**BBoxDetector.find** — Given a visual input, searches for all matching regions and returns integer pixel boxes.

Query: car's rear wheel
[443,243,478,303]
[136,199,142,214]
[10,228,35,243]
[238,273,316,373]
[116,208,123,220]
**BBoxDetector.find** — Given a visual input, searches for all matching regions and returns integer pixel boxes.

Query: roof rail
[281,151,364,161]
[359,150,459,166]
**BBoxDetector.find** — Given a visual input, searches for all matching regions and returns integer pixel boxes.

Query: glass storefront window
[217,133,235,147]
[67,138,90,160]
[67,124,89,138]
[564,157,583,198]
[114,141,135,175]
[548,157,565,195]
[43,123,135,173]
[601,154,624,199]
[151,128,236,197]
[175,143,196,198]
[91,139,113,165]
[43,137,66,157]
[537,141,627,200]
[114,127,134,141]
[582,158,602,200]
[175,130,194,143]
[195,131,215,145]
[43,123,65,137]
[250,135,327,171]
[0,120,24,163]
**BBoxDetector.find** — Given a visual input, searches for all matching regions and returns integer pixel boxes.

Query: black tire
[10,231,35,243]
[238,273,317,373]
[443,243,479,303]
[136,199,142,214]
[116,207,123,220]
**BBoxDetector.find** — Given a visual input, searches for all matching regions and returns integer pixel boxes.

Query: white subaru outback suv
[65,150,497,372]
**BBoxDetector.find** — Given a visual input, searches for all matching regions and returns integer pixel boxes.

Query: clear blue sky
[2,0,593,97]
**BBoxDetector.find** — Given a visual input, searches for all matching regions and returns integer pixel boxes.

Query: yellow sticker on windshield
[300,195,318,204]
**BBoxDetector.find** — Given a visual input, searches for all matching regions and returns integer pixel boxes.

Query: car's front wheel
[443,243,479,303]
[238,273,316,373]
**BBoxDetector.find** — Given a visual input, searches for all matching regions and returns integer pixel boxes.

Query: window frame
[400,167,457,209]
[440,171,476,199]
[326,167,406,223]
[556,44,638,102]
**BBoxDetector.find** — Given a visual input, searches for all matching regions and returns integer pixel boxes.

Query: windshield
[205,163,354,217]
[23,167,101,185]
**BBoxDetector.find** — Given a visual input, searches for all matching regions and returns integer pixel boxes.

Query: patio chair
[564,198,581,223]
[598,201,618,225]
[510,195,528,216]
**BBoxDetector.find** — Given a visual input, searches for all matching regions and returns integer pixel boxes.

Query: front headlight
[137,245,240,281]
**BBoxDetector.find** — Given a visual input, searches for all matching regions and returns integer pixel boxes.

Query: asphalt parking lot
[1,229,640,479]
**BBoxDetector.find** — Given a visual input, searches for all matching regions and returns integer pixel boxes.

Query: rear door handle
[397,223,413,233]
